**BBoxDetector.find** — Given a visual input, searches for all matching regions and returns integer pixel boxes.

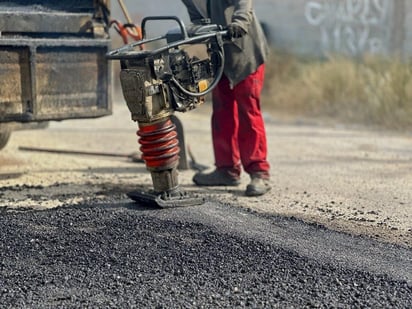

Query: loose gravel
[1,201,411,308]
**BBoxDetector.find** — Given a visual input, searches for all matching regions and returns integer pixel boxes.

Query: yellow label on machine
[198,80,209,92]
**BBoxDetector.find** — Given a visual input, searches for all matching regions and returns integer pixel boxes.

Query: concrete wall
[114,0,412,58]
[403,0,412,56]
[256,0,408,58]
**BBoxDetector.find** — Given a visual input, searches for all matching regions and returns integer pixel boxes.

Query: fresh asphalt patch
[1,196,411,308]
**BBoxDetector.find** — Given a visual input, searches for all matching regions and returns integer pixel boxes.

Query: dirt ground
[0,99,411,248]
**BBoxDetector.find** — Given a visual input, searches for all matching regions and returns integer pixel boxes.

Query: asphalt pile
[0,203,411,308]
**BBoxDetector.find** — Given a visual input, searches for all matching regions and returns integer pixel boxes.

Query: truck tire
[0,125,11,150]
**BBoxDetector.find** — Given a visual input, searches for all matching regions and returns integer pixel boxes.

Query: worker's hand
[227,23,246,39]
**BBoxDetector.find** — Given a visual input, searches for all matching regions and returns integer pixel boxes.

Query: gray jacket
[181,0,269,87]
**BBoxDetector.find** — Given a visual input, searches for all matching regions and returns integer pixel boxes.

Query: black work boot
[245,174,271,196]
[193,169,240,186]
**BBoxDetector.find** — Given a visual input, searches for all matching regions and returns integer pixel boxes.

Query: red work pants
[211,64,270,178]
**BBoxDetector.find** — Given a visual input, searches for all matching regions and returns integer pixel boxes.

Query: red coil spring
[137,119,180,169]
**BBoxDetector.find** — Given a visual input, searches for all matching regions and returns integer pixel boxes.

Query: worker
[181,0,271,196]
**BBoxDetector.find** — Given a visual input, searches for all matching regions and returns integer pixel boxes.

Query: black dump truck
[0,0,112,149]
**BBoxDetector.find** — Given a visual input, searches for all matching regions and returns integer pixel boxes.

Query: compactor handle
[141,16,189,40]
[105,16,229,98]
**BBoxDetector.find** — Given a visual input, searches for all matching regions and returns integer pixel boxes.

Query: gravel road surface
[0,100,411,307]
[1,100,411,247]
[1,198,411,308]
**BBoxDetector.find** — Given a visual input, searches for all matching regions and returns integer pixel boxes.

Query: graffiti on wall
[305,0,391,56]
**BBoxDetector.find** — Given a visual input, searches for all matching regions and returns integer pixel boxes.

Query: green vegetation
[263,51,412,130]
